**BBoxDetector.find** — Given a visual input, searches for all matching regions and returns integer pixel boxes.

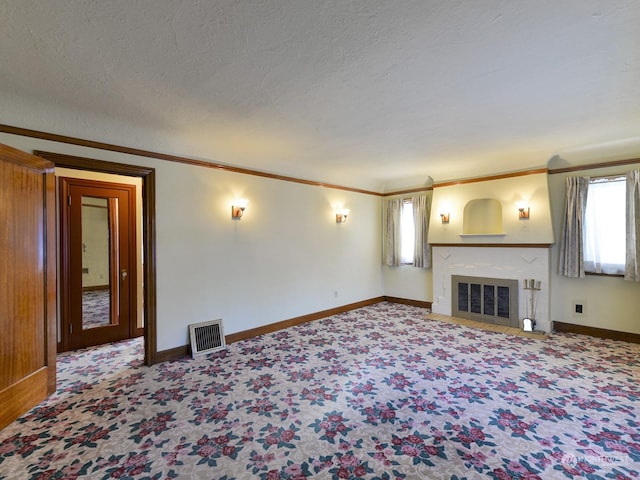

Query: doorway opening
[35,151,158,366]
[59,177,139,350]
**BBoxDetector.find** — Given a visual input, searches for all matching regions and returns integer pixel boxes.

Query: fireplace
[431,246,550,332]
[452,275,519,327]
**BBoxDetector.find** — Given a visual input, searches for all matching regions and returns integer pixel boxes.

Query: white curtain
[411,193,431,268]
[558,176,589,278]
[625,170,640,281]
[384,198,402,266]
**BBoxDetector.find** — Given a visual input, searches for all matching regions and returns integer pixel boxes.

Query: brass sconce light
[440,213,450,224]
[518,207,530,219]
[336,208,350,224]
[231,199,248,220]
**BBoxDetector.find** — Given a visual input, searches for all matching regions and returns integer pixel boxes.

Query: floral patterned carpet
[82,288,111,329]
[1,302,639,479]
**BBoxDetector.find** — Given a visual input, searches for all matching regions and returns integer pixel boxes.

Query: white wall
[1,133,383,351]
[548,163,640,334]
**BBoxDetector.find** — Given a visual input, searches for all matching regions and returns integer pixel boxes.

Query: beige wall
[2,133,383,352]
[3,129,639,346]
[80,198,110,288]
[429,173,554,245]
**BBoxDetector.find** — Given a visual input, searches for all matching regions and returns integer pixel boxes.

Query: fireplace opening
[452,275,519,327]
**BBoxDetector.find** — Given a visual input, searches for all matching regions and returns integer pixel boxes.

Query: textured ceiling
[1,0,639,191]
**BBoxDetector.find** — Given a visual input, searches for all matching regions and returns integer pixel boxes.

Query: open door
[0,144,57,430]
[59,178,137,350]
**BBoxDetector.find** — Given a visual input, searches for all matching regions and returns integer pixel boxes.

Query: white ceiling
[1,0,639,191]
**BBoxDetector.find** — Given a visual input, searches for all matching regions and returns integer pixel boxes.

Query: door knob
[121,269,128,280]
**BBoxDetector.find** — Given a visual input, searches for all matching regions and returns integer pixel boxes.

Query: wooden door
[59,178,137,350]
[0,144,57,430]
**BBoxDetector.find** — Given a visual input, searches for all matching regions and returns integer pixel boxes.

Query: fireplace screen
[452,275,519,327]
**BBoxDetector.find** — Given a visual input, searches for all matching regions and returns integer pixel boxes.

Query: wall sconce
[231,199,248,220]
[518,207,530,219]
[336,208,350,224]
[440,213,450,224]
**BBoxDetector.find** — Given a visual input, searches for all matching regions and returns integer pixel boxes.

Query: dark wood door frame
[35,151,158,366]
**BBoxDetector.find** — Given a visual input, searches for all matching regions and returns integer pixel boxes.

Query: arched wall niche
[462,198,503,234]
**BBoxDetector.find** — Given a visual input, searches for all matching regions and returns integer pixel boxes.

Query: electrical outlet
[573,301,585,316]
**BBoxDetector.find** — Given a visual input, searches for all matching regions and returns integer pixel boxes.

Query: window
[584,177,626,275]
[400,200,415,264]
[384,193,430,268]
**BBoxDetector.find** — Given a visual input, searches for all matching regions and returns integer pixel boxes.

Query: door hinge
[68,195,72,206]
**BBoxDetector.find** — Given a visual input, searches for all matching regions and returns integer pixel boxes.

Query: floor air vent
[189,319,226,357]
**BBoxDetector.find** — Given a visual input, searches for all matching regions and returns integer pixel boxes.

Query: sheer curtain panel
[385,198,402,266]
[625,170,640,281]
[558,176,589,278]
[411,193,431,268]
